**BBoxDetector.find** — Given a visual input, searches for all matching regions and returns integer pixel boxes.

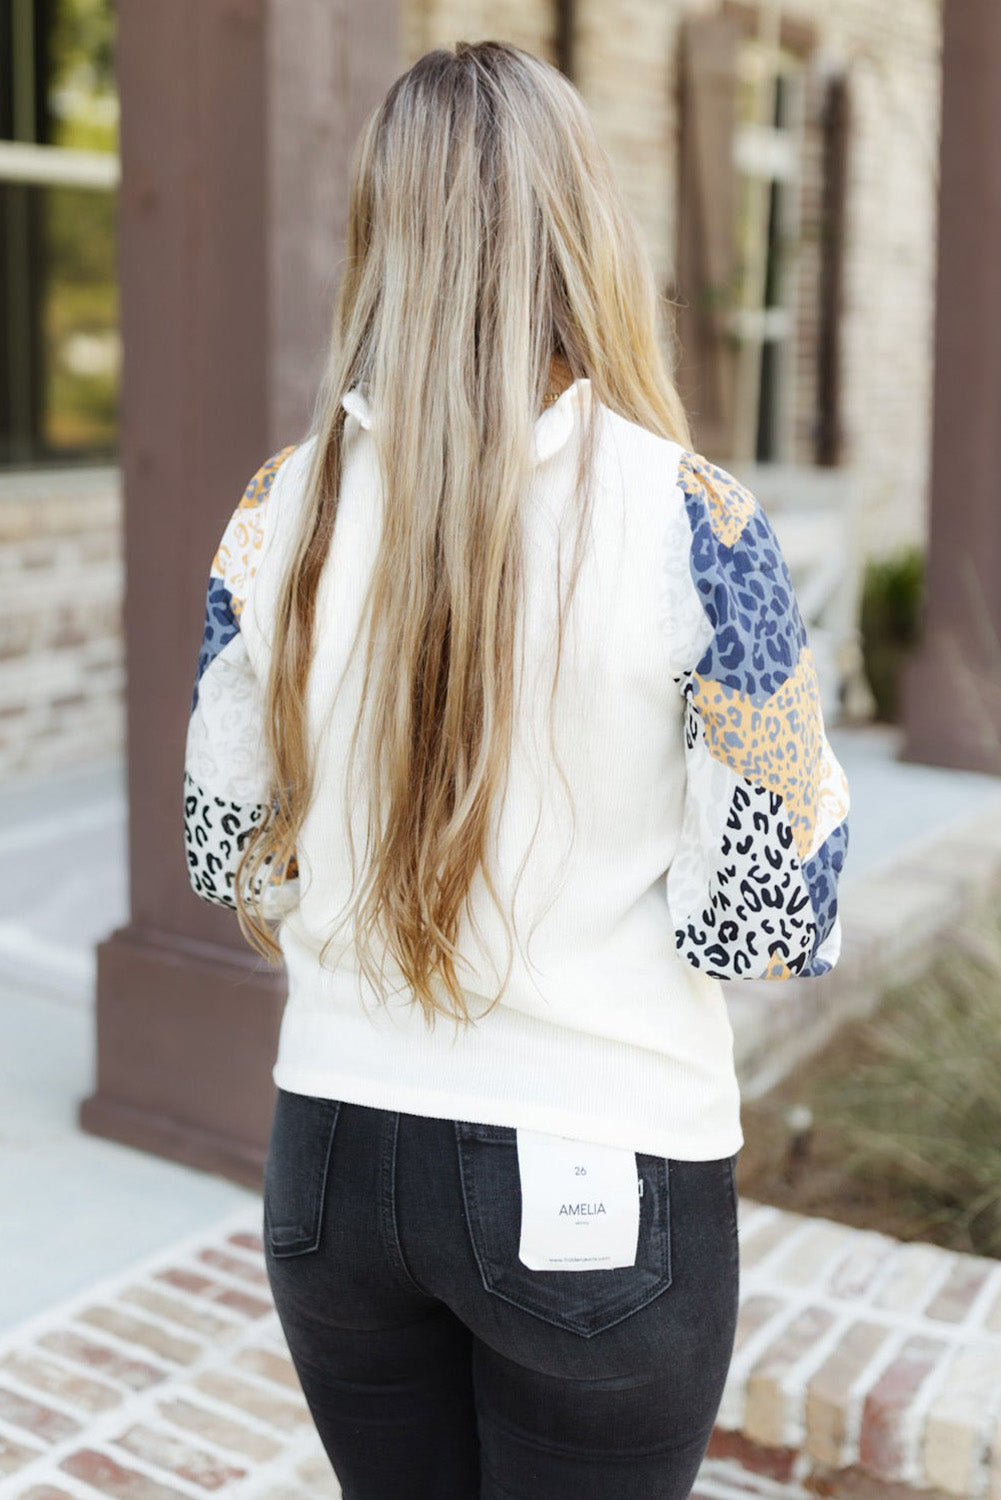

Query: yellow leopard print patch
[677,450,756,548]
[689,646,829,863]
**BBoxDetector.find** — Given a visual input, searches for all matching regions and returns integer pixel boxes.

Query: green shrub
[859,545,925,722]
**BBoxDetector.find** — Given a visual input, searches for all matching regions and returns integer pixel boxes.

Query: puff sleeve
[182,445,301,919]
[661,448,850,981]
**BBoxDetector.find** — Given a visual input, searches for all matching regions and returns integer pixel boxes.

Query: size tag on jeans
[515,1129,640,1271]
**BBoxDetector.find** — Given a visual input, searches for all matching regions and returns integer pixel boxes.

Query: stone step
[717,1197,1001,1497]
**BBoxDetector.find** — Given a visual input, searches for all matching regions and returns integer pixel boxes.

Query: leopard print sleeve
[183,445,301,918]
[661,448,850,981]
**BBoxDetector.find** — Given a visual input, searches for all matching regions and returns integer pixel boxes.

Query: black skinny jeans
[263,1088,741,1500]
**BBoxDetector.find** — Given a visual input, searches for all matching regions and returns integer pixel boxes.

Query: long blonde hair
[236,39,692,1025]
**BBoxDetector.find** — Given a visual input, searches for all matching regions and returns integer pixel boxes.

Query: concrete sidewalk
[0,759,255,1336]
[0,978,258,1336]
[0,757,126,1009]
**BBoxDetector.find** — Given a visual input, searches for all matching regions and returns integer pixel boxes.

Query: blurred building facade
[0,0,942,783]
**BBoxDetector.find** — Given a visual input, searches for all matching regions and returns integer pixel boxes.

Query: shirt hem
[270,1059,745,1161]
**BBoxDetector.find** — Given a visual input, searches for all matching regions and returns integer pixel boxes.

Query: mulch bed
[733,1017,996,1254]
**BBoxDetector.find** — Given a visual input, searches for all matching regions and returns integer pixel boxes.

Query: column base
[79,924,287,1190]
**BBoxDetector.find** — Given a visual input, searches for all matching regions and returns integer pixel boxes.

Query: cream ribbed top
[183,377,850,1159]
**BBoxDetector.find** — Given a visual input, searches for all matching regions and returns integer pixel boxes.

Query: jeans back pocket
[263,1088,341,1257]
[454,1121,672,1337]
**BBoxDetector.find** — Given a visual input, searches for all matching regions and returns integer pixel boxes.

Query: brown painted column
[899,0,1001,776]
[79,1,400,1187]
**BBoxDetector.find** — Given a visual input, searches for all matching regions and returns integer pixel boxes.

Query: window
[0,0,119,468]
[675,9,845,469]
[731,39,805,464]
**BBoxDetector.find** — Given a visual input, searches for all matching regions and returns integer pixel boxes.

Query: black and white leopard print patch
[182,770,271,910]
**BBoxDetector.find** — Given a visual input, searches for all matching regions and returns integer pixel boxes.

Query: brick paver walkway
[0,1208,334,1500]
[4,1195,1001,1499]
[0,1202,805,1500]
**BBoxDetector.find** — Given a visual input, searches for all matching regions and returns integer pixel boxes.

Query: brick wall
[0,468,123,783]
[403,0,942,560]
